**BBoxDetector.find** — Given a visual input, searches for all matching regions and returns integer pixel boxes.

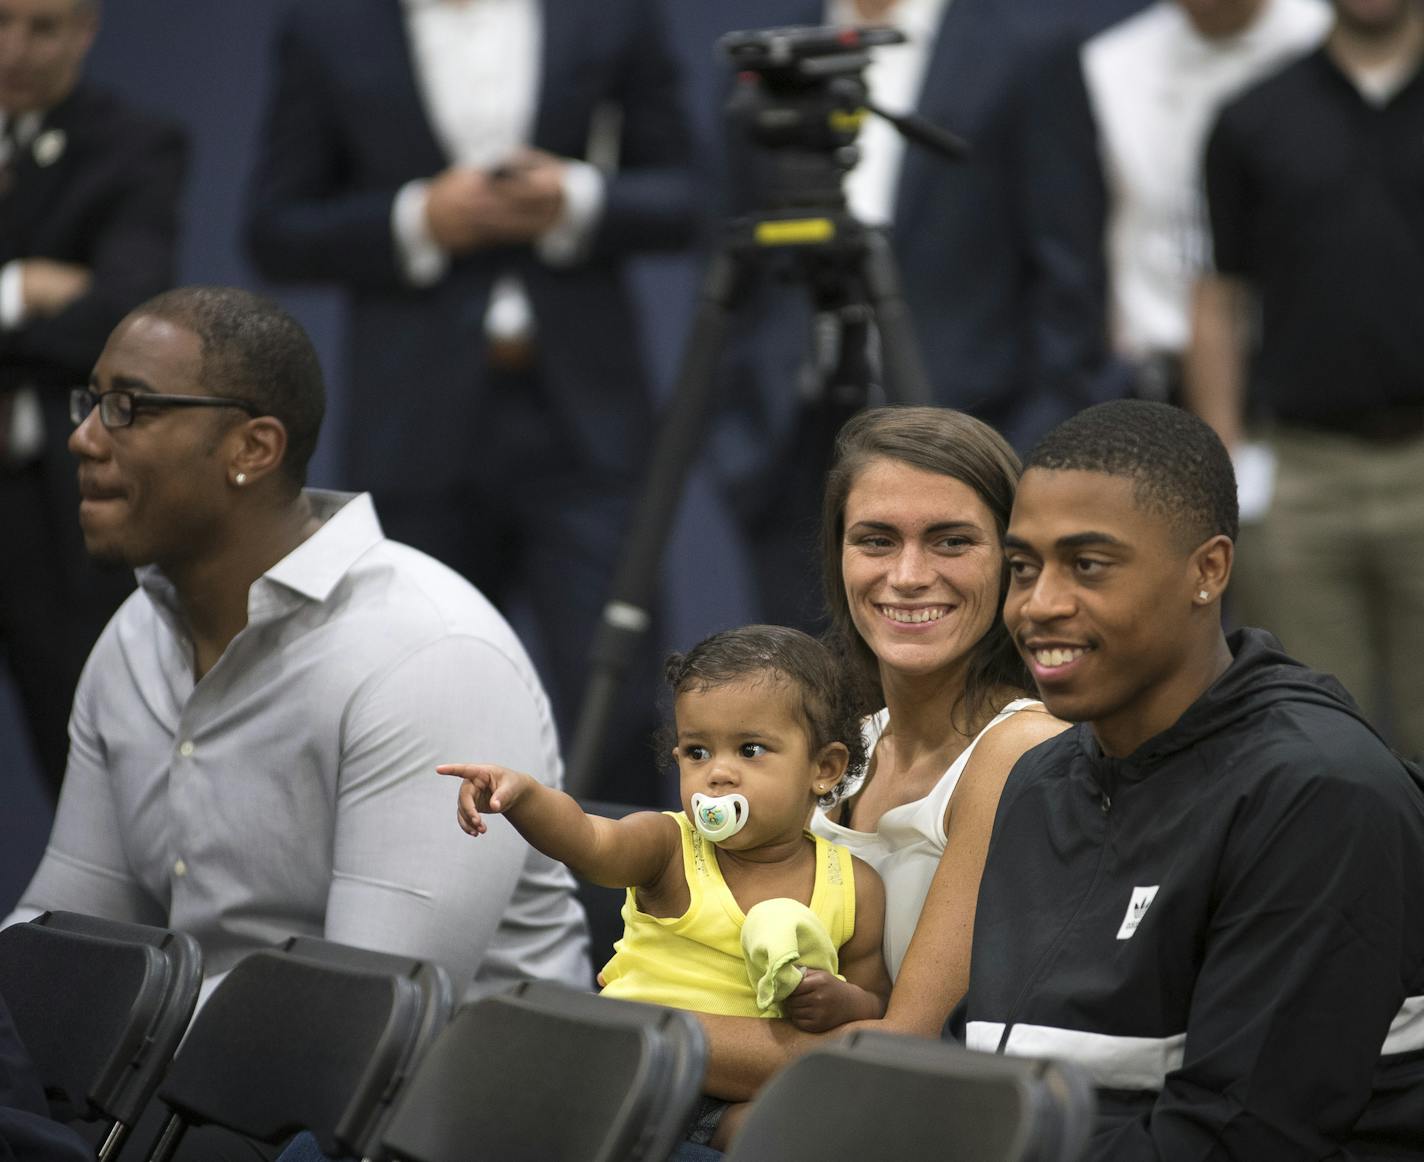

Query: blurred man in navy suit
[246,0,696,801]
[0,0,186,797]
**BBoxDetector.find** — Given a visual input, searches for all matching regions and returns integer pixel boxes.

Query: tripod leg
[566,246,747,797]
[858,229,932,406]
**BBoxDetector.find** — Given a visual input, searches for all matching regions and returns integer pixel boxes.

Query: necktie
[0,117,18,197]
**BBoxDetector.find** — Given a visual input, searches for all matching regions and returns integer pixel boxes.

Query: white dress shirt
[1082,0,1329,357]
[827,0,949,226]
[6,491,591,999]
[392,0,605,334]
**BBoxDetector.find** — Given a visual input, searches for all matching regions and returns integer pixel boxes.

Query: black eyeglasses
[69,387,261,430]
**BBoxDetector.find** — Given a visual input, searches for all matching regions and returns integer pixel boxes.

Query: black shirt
[1204,48,1424,424]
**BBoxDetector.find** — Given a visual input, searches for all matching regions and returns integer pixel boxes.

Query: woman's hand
[435,763,532,836]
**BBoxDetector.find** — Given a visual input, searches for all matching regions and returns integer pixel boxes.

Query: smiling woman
[811,407,1068,1009]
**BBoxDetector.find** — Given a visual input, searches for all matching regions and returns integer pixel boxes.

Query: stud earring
[234,472,248,486]
[1197,589,1210,602]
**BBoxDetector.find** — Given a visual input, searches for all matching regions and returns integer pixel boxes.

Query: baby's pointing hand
[436,762,522,837]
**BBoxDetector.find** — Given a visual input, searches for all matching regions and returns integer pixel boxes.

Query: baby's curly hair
[661,625,868,808]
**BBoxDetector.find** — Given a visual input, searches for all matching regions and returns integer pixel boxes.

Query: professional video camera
[721,25,966,212]
[721,25,905,209]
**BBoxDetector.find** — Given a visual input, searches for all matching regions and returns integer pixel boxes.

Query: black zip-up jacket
[964,628,1424,1159]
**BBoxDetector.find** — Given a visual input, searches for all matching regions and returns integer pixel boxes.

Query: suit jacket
[0,84,185,601]
[246,0,696,494]
[712,0,1111,480]
[0,84,186,392]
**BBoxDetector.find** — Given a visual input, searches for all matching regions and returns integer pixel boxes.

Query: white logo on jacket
[1116,885,1160,940]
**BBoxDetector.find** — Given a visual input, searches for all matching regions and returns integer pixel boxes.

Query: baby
[439,624,890,1149]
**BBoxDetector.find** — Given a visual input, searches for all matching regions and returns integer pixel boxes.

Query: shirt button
[173,859,188,878]
[178,741,195,758]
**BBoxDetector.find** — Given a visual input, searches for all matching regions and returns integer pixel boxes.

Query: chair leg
[97,1120,129,1162]
[144,1112,188,1162]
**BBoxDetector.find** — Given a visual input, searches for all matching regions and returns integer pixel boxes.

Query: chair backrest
[147,945,431,1162]
[278,936,454,1064]
[724,1029,1096,1162]
[380,980,707,1162]
[0,911,202,1161]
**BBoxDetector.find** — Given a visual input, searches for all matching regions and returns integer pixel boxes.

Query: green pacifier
[691,793,749,843]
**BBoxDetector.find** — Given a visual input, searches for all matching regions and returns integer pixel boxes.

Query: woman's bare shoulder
[991,703,1070,748]
[963,704,1070,784]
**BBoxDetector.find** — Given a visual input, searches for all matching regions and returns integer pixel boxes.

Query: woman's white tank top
[810,698,1041,979]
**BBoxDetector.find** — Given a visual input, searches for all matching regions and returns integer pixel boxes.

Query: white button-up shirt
[7,491,590,998]
[1083,0,1329,357]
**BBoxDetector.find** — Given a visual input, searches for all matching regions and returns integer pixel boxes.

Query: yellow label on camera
[754,218,836,246]
[829,108,867,134]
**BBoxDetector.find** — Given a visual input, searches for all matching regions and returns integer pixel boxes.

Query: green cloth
[740,897,843,1014]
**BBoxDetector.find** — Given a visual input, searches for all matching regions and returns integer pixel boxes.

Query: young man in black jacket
[965,399,1424,1160]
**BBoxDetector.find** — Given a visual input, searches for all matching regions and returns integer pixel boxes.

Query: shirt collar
[262,490,382,601]
[136,490,382,620]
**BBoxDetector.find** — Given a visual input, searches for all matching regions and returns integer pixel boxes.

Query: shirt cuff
[0,261,26,330]
[536,160,605,267]
[392,180,450,287]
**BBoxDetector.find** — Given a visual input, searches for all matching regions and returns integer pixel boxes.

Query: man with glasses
[7,287,591,1030]
[0,0,186,799]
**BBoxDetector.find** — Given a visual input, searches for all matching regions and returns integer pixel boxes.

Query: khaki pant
[1233,425,1424,760]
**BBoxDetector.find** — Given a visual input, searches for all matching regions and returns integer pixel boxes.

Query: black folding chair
[278,936,454,1065]
[724,1029,1096,1162]
[0,910,202,1161]
[144,941,441,1162]
[381,980,707,1162]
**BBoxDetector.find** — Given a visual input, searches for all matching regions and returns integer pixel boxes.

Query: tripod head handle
[865,100,970,161]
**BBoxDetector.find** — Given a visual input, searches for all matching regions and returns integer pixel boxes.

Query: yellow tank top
[599,812,856,1017]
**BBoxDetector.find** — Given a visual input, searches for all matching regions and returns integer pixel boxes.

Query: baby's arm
[782,858,891,1033]
[435,763,676,888]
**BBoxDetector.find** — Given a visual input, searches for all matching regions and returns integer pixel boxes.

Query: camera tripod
[566,26,966,796]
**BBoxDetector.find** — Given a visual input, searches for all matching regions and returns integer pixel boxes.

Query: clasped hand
[423,148,567,254]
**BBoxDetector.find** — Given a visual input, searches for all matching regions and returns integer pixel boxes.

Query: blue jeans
[272,1133,348,1162]
[669,1143,724,1161]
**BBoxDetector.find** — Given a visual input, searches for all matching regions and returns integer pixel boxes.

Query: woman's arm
[880,709,1068,1037]
[695,1013,825,1102]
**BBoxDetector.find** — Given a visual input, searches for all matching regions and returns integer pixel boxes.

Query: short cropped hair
[663,624,867,806]
[1025,400,1239,545]
[134,286,326,490]
[820,406,1032,729]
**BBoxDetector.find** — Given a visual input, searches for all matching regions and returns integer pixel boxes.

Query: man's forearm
[1185,274,1251,449]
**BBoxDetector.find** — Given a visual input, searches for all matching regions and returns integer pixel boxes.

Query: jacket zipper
[995,770,1113,1053]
